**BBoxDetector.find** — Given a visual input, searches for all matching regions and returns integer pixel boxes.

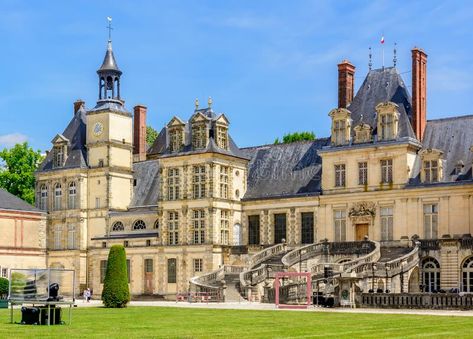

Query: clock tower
[86,36,133,213]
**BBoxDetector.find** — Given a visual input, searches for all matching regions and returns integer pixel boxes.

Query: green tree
[0,142,43,204]
[274,131,316,144]
[0,277,8,298]
[146,126,158,146]
[101,245,130,308]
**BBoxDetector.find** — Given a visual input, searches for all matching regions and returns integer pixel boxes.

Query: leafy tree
[0,142,43,204]
[0,277,8,298]
[101,245,130,308]
[274,131,316,144]
[146,126,158,146]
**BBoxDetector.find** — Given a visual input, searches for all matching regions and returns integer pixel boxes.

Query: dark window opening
[274,213,287,244]
[301,212,314,244]
[248,215,260,245]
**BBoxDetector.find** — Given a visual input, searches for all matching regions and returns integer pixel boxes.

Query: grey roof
[348,67,416,140]
[130,160,160,207]
[421,115,473,182]
[241,138,330,200]
[148,108,247,159]
[89,99,130,115]
[38,106,88,172]
[0,188,41,213]
[97,41,121,74]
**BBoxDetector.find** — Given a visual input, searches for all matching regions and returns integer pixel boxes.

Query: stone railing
[190,265,245,292]
[266,281,309,304]
[281,243,325,268]
[361,293,473,309]
[240,264,285,287]
[419,239,440,251]
[248,243,287,269]
[460,237,473,249]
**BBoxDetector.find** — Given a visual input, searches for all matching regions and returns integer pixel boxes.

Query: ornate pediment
[348,201,376,218]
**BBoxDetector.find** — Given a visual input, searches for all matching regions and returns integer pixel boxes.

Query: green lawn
[0,306,471,338]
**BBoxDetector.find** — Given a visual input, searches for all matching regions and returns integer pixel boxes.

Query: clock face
[93,122,104,136]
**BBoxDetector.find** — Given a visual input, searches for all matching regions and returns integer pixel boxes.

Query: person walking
[83,288,91,303]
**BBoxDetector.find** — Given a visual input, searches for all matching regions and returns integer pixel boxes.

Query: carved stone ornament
[348,201,376,218]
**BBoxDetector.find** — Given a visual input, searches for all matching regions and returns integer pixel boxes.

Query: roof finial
[208,96,213,108]
[107,16,113,43]
[368,47,372,71]
[393,42,397,67]
[195,98,199,110]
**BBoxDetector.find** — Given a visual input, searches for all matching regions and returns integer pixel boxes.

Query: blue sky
[0,0,472,151]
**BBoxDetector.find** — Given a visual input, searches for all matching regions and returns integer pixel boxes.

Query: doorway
[355,223,369,241]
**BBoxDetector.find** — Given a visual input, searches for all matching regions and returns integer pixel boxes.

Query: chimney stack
[133,105,147,162]
[411,47,427,141]
[74,99,85,114]
[338,60,356,108]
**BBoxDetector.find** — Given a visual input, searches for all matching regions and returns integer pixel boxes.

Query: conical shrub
[101,245,130,308]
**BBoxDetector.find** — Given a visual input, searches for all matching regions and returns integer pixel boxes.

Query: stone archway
[408,267,420,293]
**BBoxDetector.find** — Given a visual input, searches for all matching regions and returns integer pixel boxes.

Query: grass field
[0,306,472,338]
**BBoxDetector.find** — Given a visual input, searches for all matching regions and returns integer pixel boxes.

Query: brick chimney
[338,60,356,108]
[74,99,85,114]
[411,47,427,141]
[133,105,147,162]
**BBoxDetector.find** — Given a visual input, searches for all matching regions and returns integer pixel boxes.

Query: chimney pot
[133,105,147,162]
[74,99,85,114]
[338,60,356,108]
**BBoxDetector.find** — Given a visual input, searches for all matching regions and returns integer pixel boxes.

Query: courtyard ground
[1,304,473,338]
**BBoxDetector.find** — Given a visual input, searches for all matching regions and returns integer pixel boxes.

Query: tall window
[380,207,393,241]
[169,129,183,152]
[67,224,76,249]
[358,162,368,186]
[422,258,440,292]
[168,168,180,200]
[379,114,394,140]
[192,124,206,149]
[274,213,287,244]
[53,145,65,168]
[168,258,177,283]
[100,260,108,283]
[380,159,393,184]
[193,259,203,273]
[193,166,206,199]
[462,257,473,292]
[220,210,230,245]
[144,259,153,273]
[40,184,48,211]
[168,212,179,245]
[133,220,146,230]
[335,164,346,187]
[68,182,76,209]
[423,204,438,239]
[192,210,205,244]
[424,160,439,183]
[333,120,346,145]
[301,212,314,244]
[216,126,228,149]
[54,183,62,210]
[333,210,346,242]
[248,215,260,245]
[219,166,229,199]
[54,225,63,250]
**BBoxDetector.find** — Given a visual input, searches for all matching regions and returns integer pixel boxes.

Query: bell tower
[86,18,133,214]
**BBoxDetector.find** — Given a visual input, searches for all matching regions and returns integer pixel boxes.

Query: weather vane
[393,42,397,67]
[107,16,113,42]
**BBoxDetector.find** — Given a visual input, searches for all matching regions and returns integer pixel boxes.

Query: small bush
[0,277,8,298]
[101,245,130,308]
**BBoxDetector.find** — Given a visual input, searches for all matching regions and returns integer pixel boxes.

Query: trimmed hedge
[101,245,130,308]
[0,277,8,298]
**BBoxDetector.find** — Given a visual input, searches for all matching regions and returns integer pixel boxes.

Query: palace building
[35,36,473,303]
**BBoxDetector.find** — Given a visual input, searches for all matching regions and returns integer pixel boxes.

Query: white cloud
[0,133,28,148]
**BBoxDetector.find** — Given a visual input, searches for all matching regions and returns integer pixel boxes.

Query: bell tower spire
[97,17,122,102]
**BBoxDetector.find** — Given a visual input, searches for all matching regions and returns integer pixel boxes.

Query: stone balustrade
[361,292,473,309]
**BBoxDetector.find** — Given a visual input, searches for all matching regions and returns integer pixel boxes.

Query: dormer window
[192,123,207,149]
[376,102,399,141]
[455,161,464,175]
[353,123,372,144]
[51,134,69,168]
[329,108,351,146]
[216,126,228,149]
[169,128,183,153]
[420,148,443,183]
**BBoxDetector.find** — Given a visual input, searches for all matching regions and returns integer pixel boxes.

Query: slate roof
[148,107,247,160]
[130,160,160,207]
[38,106,88,172]
[421,115,473,182]
[348,67,416,140]
[240,138,330,200]
[98,41,121,74]
[0,188,41,213]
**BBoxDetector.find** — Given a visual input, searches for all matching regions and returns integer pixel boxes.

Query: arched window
[422,258,440,292]
[40,184,48,211]
[68,182,77,209]
[54,183,62,211]
[462,257,473,292]
[112,221,124,232]
[133,220,146,230]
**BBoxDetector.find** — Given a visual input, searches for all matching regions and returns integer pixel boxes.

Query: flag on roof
[381,35,385,44]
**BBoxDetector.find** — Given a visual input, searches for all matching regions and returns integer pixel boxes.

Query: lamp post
[371,263,377,291]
